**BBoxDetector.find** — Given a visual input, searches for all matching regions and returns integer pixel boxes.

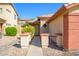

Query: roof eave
[47,3,79,23]
[47,5,67,23]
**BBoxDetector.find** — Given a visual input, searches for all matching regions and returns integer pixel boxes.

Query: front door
[0,23,2,39]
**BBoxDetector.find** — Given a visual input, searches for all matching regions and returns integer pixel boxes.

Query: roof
[47,3,79,23]
[37,14,53,21]
[10,4,18,16]
[18,18,39,25]
[19,19,36,23]
[38,14,53,17]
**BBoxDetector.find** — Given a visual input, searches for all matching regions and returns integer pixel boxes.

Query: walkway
[27,36,43,56]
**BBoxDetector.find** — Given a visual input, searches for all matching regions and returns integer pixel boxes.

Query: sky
[13,3,64,19]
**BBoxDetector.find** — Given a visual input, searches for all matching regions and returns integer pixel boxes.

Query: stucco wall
[69,15,79,50]
[48,16,63,43]
[63,6,79,50]
[48,16,63,36]
[0,4,18,34]
[0,4,18,26]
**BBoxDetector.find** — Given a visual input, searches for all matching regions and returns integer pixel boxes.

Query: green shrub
[22,26,31,33]
[5,27,17,36]
[29,26,35,35]
[22,25,35,35]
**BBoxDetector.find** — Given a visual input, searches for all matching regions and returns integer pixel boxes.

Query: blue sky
[13,3,64,19]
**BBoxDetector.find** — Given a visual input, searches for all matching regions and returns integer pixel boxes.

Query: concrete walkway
[27,36,43,56]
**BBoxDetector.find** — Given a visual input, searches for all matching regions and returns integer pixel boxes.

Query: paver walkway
[27,36,43,56]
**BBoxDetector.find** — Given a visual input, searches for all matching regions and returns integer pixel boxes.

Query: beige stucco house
[34,3,79,51]
[38,14,53,34]
[45,3,79,51]
[0,3,18,34]
[13,3,79,51]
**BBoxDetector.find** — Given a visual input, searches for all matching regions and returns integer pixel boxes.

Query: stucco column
[2,24,6,35]
[20,33,31,48]
[63,13,69,51]
[17,25,21,37]
[39,17,49,48]
[40,33,49,48]
[0,23,3,39]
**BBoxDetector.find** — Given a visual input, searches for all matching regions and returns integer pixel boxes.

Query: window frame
[14,14,17,20]
[0,8,2,13]
[6,9,11,13]
[6,23,11,26]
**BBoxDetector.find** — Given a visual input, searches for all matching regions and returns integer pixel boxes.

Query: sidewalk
[27,36,43,56]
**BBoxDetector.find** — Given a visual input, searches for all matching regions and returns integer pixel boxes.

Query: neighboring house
[38,14,53,34]
[0,3,18,34]
[18,19,31,35]
[46,3,79,51]
[18,20,27,26]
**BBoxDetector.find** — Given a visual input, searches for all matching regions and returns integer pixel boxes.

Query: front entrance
[0,23,3,39]
[0,18,6,39]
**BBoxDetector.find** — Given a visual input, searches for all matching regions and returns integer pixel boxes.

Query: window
[14,14,17,20]
[6,9,11,13]
[0,8,2,13]
[6,24,11,26]
[43,24,47,28]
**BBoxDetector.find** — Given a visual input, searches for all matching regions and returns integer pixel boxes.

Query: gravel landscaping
[42,47,79,56]
[0,36,28,56]
[42,47,64,56]
[42,39,79,56]
[0,45,28,56]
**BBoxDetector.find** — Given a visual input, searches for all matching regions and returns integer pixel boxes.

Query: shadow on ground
[13,44,21,48]
[13,36,63,51]
[13,39,21,48]
[13,36,41,48]
[49,39,64,51]
[30,36,41,47]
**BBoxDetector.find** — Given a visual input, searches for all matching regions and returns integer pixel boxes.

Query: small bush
[29,26,35,35]
[22,25,35,35]
[5,27,17,36]
[22,26,31,33]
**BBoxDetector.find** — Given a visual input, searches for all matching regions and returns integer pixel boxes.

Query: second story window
[14,14,17,20]
[0,8,2,13]
[6,9,11,13]
[6,23,11,26]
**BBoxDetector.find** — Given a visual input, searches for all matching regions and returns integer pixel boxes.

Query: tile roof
[38,14,53,17]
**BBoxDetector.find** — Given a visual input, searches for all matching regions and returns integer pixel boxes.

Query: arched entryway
[0,18,6,39]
